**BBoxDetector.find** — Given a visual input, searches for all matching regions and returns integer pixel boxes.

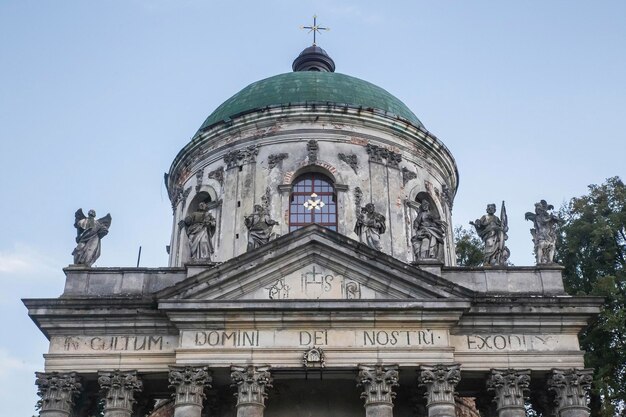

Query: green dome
[197,71,422,132]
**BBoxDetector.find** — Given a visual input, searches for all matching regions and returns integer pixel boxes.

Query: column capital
[418,364,461,406]
[357,364,399,406]
[168,366,212,407]
[98,370,142,415]
[486,369,530,411]
[230,365,272,407]
[547,369,593,414]
[35,372,82,415]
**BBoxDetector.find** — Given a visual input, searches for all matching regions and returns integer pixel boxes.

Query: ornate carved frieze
[35,372,82,415]
[195,168,205,192]
[357,364,399,406]
[402,166,417,187]
[366,144,402,168]
[486,369,530,411]
[547,369,593,413]
[98,370,143,414]
[418,364,461,406]
[224,145,259,169]
[208,166,225,185]
[230,365,272,407]
[168,366,212,407]
[338,153,358,174]
[268,153,288,169]
[307,140,319,163]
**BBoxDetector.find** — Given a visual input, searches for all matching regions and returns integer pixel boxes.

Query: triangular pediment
[157,225,475,301]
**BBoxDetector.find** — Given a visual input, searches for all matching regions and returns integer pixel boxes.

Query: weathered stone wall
[167,106,458,267]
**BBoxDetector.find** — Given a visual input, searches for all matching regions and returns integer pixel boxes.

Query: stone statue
[244,204,279,251]
[72,209,111,266]
[470,202,510,266]
[182,201,216,261]
[354,203,386,251]
[525,200,562,264]
[411,200,446,261]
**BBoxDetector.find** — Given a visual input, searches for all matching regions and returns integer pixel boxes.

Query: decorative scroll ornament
[441,184,453,210]
[303,347,326,368]
[401,166,417,187]
[366,144,402,168]
[168,366,212,407]
[224,145,259,169]
[98,370,143,413]
[357,365,399,406]
[208,166,225,185]
[338,153,358,174]
[548,369,593,412]
[231,365,273,407]
[303,193,325,211]
[354,187,363,212]
[418,364,461,405]
[486,369,530,410]
[35,372,82,414]
[307,140,319,163]
[268,153,288,169]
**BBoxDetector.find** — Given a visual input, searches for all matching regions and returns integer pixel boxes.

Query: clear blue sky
[1,1,625,414]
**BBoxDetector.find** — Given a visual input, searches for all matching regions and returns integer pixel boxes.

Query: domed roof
[197,71,423,132]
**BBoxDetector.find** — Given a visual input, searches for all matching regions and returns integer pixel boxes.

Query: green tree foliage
[557,176,626,417]
[454,226,484,267]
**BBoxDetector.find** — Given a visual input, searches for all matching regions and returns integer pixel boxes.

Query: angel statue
[354,203,386,251]
[470,202,510,266]
[72,209,112,266]
[525,200,563,264]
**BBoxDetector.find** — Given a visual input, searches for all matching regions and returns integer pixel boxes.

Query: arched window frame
[289,173,337,232]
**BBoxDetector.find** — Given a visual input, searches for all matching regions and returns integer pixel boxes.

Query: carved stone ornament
[486,369,530,411]
[35,371,82,414]
[231,365,272,407]
[366,144,402,168]
[98,370,143,414]
[401,166,417,187]
[547,369,593,413]
[224,145,259,169]
[303,347,326,368]
[441,184,453,210]
[354,187,363,212]
[168,366,212,407]
[418,364,461,406]
[268,153,288,169]
[195,168,204,192]
[307,140,319,163]
[208,166,225,185]
[338,153,358,174]
[357,365,399,406]
[525,199,563,265]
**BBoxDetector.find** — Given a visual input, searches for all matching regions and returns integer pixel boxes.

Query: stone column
[98,370,143,417]
[230,365,272,417]
[486,369,530,417]
[418,364,461,417]
[357,364,400,417]
[547,369,593,417]
[169,366,212,417]
[35,372,82,417]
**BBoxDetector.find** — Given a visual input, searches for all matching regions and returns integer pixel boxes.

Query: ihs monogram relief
[264,266,363,300]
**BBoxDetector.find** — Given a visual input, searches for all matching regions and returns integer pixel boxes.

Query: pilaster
[98,370,142,417]
[230,365,272,417]
[357,364,399,417]
[418,364,461,417]
[486,369,530,417]
[35,372,82,417]
[548,369,593,417]
[169,366,212,417]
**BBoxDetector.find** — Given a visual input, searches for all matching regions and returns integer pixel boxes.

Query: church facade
[25,45,601,417]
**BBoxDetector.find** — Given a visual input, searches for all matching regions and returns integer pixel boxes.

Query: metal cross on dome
[303,193,325,211]
[300,15,330,46]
